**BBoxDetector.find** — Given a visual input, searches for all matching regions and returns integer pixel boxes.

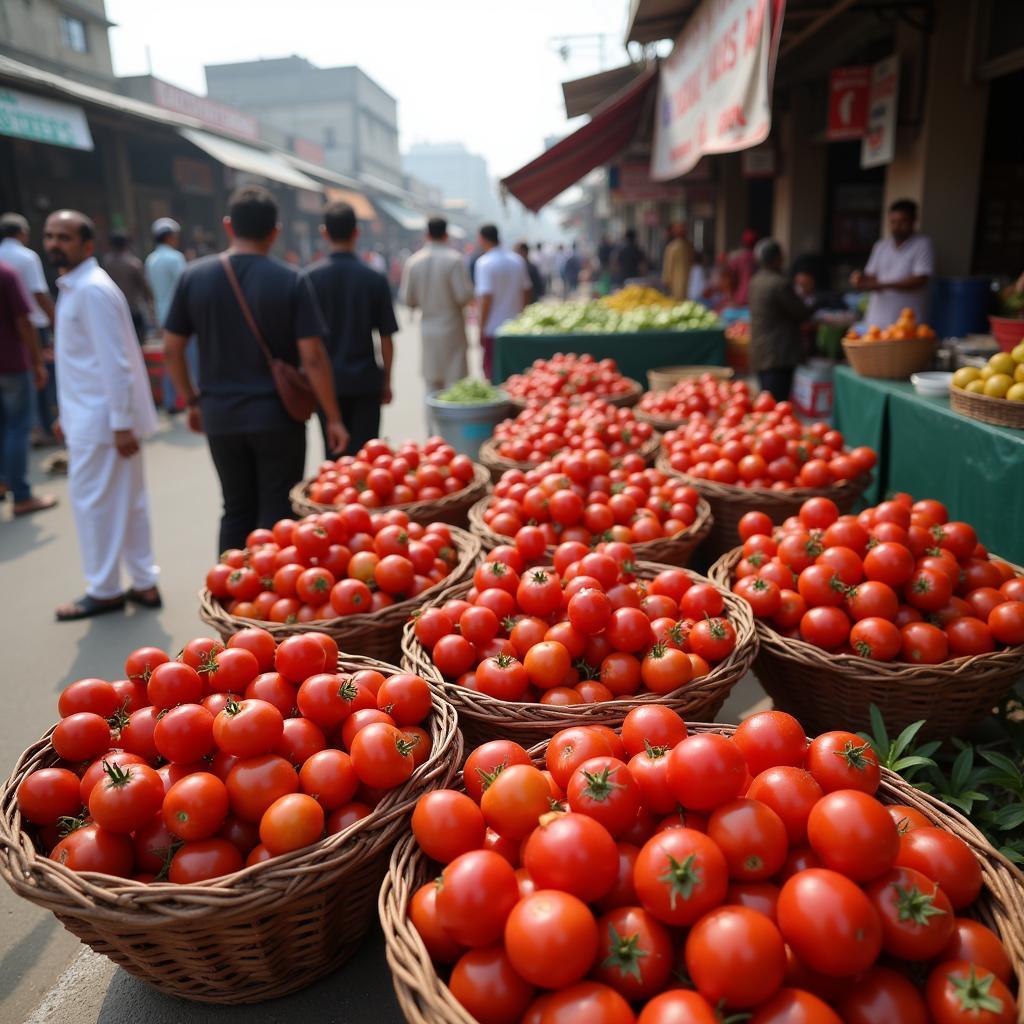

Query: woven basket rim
[635,409,689,431]
[949,386,1024,429]
[402,559,757,723]
[198,525,481,641]
[842,335,936,350]
[505,377,644,410]
[0,660,461,918]
[710,546,1024,681]
[289,461,491,520]
[379,721,1024,1024]
[480,432,662,475]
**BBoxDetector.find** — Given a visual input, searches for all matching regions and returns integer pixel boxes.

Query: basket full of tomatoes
[289,437,490,527]
[502,354,643,409]
[0,628,460,1003]
[379,707,1024,1024]
[198,506,481,664]
[467,450,712,569]
[401,544,756,746]
[709,494,1024,738]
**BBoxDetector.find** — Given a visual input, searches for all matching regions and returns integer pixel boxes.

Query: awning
[626,0,698,43]
[562,64,647,119]
[376,198,427,232]
[325,187,376,221]
[179,127,323,193]
[501,65,657,213]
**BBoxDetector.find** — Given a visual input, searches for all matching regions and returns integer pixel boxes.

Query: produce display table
[833,364,1024,562]
[492,328,727,387]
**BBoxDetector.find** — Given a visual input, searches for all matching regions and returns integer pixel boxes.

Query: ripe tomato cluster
[731,494,1024,661]
[17,629,434,882]
[639,374,756,422]
[481,451,701,558]
[661,395,877,490]
[503,354,636,403]
[406,707,1013,1024]
[305,437,477,508]
[492,397,655,466]
[206,509,458,622]
[414,545,737,704]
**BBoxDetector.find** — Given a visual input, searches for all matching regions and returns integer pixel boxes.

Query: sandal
[14,495,58,516]
[126,587,163,609]
[55,594,126,622]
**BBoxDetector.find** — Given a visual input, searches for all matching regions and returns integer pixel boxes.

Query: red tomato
[667,733,746,811]
[566,756,641,837]
[863,542,916,588]
[895,827,983,910]
[634,828,728,926]
[50,824,134,876]
[349,722,416,789]
[51,712,112,763]
[635,991,719,1024]
[448,945,536,1024]
[296,748,356,808]
[480,763,552,840]
[865,865,955,959]
[750,989,843,1023]
[436,849,519,948]
[504,890,598,990]
[621,704,687,757]
[707,798,789,881]
[163,772,229,841]
[522,811,618,902]
[806,730,880,794]
[591,906,673,1001]
[17,767,82,826]
[839,966,929,1024]
[807,789,899,882]
[732,711,806,776]
[745,767,822,845]
[168,838,242,883]
[926,961,1015,1024]
[939,919,1013,984]
[225,754,299,822]
[88,761,164,834]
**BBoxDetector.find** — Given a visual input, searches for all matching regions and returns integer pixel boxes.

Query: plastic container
[793,359,835,418]
[990,316,1024,353]
[425,390,513,459]
[929,277,992,338]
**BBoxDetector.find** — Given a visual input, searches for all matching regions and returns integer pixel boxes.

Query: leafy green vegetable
[436,378,506,403]
[501,300,719,336]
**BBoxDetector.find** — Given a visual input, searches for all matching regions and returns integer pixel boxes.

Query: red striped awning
[501,65,657,213]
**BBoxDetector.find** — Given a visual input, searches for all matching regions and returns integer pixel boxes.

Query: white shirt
[475,247,531,336]
[864,233,934,328]
[55,257,158,447]
[0,237,50,328]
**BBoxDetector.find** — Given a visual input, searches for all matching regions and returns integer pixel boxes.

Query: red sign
[152,78,259,142]
[292,136,325,166]
[827,66,870,141]
[611,162,682,202]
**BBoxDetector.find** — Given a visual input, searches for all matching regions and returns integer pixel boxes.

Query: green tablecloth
[833,364,1024,563]
[492,328,726,388]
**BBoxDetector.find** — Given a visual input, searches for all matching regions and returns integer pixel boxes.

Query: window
[59,14,88,53]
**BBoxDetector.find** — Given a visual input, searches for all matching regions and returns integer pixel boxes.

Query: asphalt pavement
[0,311,763,1022]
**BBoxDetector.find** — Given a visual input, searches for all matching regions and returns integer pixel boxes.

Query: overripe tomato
[634,828,728,926]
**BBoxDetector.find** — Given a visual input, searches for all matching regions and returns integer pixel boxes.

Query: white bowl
[910,371,954,397]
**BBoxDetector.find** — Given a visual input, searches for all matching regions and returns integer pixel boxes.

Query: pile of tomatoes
[479,451,702,558]
[405,706,1015,1024]
[503,354,637,404]
[17,628,436,882]
[639,374,754,423]
[660,394,876,490]
[304,437,478,508]
[491,397,656,467]
[729,494,1024,661]
[413,544,738,704]
[205,509,460,622]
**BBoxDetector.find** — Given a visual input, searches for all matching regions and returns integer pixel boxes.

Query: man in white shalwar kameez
[44,210,161,621]
[400,217,475,397]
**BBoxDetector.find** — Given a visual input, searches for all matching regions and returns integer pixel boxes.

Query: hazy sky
[106,0,634,177]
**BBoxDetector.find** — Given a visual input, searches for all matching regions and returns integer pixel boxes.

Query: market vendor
[850,199,934,328]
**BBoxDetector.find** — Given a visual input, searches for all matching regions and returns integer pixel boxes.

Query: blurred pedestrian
[475,225,531,380]
[728,228,758,306]
[611,229,645,287]
[102,233,152,343]
[748,238,811,402]
[44,210,158,620]
[515,242,544,303]
[145,218,189,414]
[401,217,474,395]
[307,201,398,456]
[562,242,582,295]
[0,261,55,515]
[163,186,346,552]
[0,212,58,442]
[662,222,695,301]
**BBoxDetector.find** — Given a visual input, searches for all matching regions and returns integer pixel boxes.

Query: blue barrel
[426,391,513,459]
[929,277,993,338]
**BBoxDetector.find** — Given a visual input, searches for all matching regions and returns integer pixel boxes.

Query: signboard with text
[861,56,900,168]
[827,66,870,140]
[0,88,93,150]
[610,162,682,202]
[651,0,786,181]
[152,78,259,142]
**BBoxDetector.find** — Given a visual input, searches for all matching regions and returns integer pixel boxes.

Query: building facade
[403,141,498,221]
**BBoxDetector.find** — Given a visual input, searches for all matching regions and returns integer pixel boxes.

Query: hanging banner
[651,0,786,181]
[827,66,870,140]
[861,55,900,168]
[0,87,93,150]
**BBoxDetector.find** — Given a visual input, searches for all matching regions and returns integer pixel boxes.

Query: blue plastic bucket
[929,277,993,338]
[425,391,513,458]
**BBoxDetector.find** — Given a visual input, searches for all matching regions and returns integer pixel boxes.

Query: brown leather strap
[219,251,275,368]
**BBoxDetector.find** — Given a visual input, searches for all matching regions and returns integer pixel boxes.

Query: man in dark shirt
[163,185,346,551]
[514,242,544,304]
[611,229,645,286]
[306,202,398,456]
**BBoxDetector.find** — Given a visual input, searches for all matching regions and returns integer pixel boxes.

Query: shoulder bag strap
[219,252,275,367]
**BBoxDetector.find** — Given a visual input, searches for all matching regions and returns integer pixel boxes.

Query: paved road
[0,312,763,1022]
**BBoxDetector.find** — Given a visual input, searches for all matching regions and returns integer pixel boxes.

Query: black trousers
[207,425,306,553]
[758,367,795,403]
[318,393,381,458]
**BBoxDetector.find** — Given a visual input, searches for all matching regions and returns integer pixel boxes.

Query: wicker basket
[647,365,733,392]
[479,433,662,482]
[635,408,689,432]
[401,562,757,747]
[198,526,482,663]
[656,454,871,560]
[950,387,1024,429]
[379,722,1024,1024]
[466,494,713,568]
[0,658,462,1004]
[289,461,491,527]
[506,377,644,411]
[710,547,1024,739]
[842,336,935,380]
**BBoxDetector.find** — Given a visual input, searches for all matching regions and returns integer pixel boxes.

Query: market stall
[833,364,1024,562]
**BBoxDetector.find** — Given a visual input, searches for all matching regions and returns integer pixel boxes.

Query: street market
[2,1,1024,1023]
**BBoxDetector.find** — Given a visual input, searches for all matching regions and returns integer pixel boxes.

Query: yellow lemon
[988,352,1016,376]
[980,364,995,380]
[983,373,1014,398]
[1015,363,1024,383]
[965,379,987,394]
[1006,382,1024,402]
[1011,341,1024,364]
[952,367,981,389]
